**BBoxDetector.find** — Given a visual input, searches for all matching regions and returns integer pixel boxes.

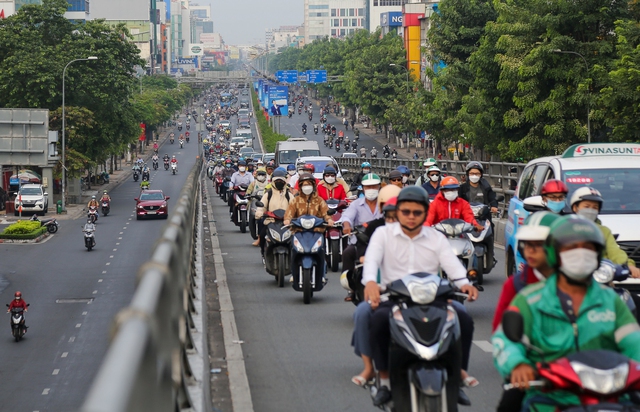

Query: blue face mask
[546,200,565,214]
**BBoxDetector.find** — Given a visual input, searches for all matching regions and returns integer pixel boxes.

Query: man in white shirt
[363,186,479,407]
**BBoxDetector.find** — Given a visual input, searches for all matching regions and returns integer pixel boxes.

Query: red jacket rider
[7,291,28,311]
[425,177,480,228]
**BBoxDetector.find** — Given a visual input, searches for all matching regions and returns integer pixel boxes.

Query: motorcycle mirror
[327,209,337,216]
[255,201,264,207]
[5,304,8,307]
[26,303,30,307]
[523,195,546,213]
[502,310,524,343]
[496,195,505,202]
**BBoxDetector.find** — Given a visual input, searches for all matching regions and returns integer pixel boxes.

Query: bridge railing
[80,157,207,412]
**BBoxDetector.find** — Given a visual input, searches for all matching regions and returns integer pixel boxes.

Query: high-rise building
[304,0,366,43]
[266,26,303,52]
[6,0,90,20]
[366,0,406,32]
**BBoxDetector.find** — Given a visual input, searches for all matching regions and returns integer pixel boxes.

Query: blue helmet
[286,164,296,171]
[397,165,410,175]
[361,162,371,169]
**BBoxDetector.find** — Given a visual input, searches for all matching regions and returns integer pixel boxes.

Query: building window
[331,29,337,36]
[340,29,346,37]
[352,18,357,27]
[340,9,345,16]
[373,0,378,5]
[309,4,329,8]
[358,8,364,16]
[349,29,355,34]
[331,8,336,16]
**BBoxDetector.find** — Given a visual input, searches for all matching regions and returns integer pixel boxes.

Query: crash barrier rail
[81,156,207,412]
[334,157,526,212]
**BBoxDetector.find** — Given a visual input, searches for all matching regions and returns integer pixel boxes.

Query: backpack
[266,188,291,210]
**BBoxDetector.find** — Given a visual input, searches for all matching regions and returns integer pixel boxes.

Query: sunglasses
[390,178,402,182]
[398,209,425,217]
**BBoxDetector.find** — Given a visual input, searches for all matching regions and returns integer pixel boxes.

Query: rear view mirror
[165,196,170,200]
[502,311,524,343]
[523,195,546,213]
[496,195,505,202]
[327,209,337,216]
[255,201,264,208]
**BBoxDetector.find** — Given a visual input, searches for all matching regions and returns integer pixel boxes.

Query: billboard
[380,12,403,27]
[307,70,327,84]
[0,1,15,19]
[189,44,204,56]
[0,109,51,167]
[268,86,289,116]
[261,84,269,109]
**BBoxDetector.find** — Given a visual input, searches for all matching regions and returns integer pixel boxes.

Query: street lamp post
[62,56,98,212]
[552,49,591,143]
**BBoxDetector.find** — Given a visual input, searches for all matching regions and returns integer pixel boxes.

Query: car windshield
[563,168,640,214]
[21,188,41,195]
[140,192,165,201]
[302,160,335,173]
[232,138,244,143]
[278,150,321,164]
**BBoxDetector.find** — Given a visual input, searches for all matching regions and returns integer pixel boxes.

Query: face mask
[257,175,266,182]
[402,176,408,184]
[274,180,286,190]
[301,185,313,195]
[546,200,565,214]
[429,175,439,182]
[469,175,481,184]
[364,189,379,201]
[238,167,246,172]
[559,248,599,281]
[577,207,598,222]
[15,297,20,300]
[226,165,231,168]
[444,191,458,201]
[288,170,296,176]
[324,176,336,184]
[363,169,370,174]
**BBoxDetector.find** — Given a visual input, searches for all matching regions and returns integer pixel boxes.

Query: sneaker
[322,277,328,285]
[261,256,265,266]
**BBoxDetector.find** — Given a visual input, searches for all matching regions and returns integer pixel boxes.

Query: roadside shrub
[2,220,41,234]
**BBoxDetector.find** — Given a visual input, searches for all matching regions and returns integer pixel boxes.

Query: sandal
[351,375,375,388]
[462,376,479,388]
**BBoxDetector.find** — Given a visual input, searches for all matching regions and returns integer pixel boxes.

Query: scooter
[466,203,493,285]
[325,199,348,272]
[133,170,139,182]
[232,185,249,233]
[335,143,341,153]
[179,139,184,148]
[340,224,369,306]
[594,259,637,317]
[289,214,331,304]
[314,126,318,135]
[302,127,307,135]
[83,223,96,251]
[260,208,292,287]
[87,206,99,223]
[170,137,174,144]
[221,177,233,202]
[171,162,177,175]
[30,214,59,233]
[433,219,481,290]
[384,150,390,159]
[186,135,190,143]
[101,200,110,216]
[152,159,158,170]
[164,160,169,170]
[502,310,640,411]
[370,273,464,411]
[6,304,29,342]
[249,190,264,240]
[214,174,223,195]
[392,152,397,159]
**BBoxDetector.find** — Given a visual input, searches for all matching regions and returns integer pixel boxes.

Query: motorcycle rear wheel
[330,239,340,272]
[303,268,313,304]
[239,211,247,233]
[47,224,58,234]
[277,255,286,288]
[15,331,20,342]
[475,255,485,285]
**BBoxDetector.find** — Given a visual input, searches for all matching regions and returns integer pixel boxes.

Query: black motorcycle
[133,170,139,182]
[260,208,292,287]
[152,160,159,170]
[6,304,29,342]
[30,214,59,233]
[164,160,169,170]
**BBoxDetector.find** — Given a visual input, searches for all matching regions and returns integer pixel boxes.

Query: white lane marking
[105,262,110,266]
[109,255,114,258]
[126,222,130,225]
[119,232,123,235]
[116,242,120,245]
[52,369,59,375]
[61,352,68,358]
[473,340,494,353]
[113,249,117,251]
[102,271,107,274]
[42,388,50,395]
[92,290,97,294]
[118,237,122,240]
[128,218,132,221]
[98,279,103,283]
[68,337,75,343]
[123,227,128,229]
[76,324,81,328]
[82,312,87,315]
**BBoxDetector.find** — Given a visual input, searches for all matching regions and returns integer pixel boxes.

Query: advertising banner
[261,84,270,109]
[257,79,264,100]
[268,86,289,116]
[0,1,15,19]
[188,44,204,56]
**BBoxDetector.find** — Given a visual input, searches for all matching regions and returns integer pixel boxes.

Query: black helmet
[396,186,430,210]
[465,161,484,175]
[238,160,247,166]
[298,172,316,185]
[323,166,337,175]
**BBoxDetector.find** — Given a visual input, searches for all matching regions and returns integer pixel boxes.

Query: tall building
[366,0,406,32]
[4,0,90,20]
[304,0,367,43]
[266,26,303,52]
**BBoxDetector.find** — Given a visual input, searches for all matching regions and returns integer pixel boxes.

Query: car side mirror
[134,198,139,202]
[44,192,49,196]
[165,196,170,200]
[502,310,524,343]
[523,195,546,213]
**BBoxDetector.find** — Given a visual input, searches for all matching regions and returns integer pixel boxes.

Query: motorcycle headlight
[570,361,628,395]
[463,243,474,258]
[281,230,291,242]
[406,281,438,305]
[311,236,324,253]
[293,237,304,253]
[301,218,315,230]
[593,260,615,284]
[269,228,281,242]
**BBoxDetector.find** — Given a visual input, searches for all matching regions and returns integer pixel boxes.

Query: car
[230,136,246,152]
[297,156,345,180]
[252,153,264,162]
[239,147,255,157]
[218,120,231,130]
[14,183,48,216]
[238,116,250,129]
[263,153,276,164]
[238,108,250,117]
[341,152,358,158]
[504,142,640,287]
[135,190,170,220]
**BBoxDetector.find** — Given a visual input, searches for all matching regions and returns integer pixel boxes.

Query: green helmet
[423,158,437,168]
[544,215,605,268]
[516,211,562,257]
[361,173,381,186]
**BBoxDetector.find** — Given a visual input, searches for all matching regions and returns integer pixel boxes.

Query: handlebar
[502,380,546,391]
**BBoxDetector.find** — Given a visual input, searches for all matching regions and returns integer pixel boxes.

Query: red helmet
[14,291,22,299]
[541,179,568,195]
[303,163,316,173]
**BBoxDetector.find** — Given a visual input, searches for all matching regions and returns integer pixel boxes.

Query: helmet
[91,195,96,199]
[569,186,603,209]
[377,185,401,210]
[303,163,316,173]
[396,165,410,175]
[465,161,484,175]
[257,159,265,165]
[361,173,381,186]
[516,211,562,242]
[14,291,21,299]
[286,164,296,171]
[544,216,605,268]
[383,196,398,213]
[397,186,430,210]
[423,158,437,168]
[388,170,403,180]
[256,167,267,175]
[361,162,371,169]
[238,160,247,166]
[427,165,441,174]
[266,160,275,169]
[298,172,316,186]
[103,190,108,194]
[441,176,460,189]
[541,179,568,195]
[272,168,287,180]
[323,166,337,175]
[172,155,176,158]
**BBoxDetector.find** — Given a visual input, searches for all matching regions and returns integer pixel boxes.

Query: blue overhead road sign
[307,70,327,84]
[281,70,298,83]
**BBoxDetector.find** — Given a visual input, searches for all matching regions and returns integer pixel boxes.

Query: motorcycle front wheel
[330,239,341,272]
[277,255,286,288]
[15,330,20,342]
[240,211,247,233]
[303,268,313,304]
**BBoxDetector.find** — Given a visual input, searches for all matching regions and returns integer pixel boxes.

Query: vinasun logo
[574,145,640,156]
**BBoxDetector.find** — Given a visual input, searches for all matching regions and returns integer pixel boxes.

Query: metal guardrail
[81,156,205,412]
[335,157,526,210]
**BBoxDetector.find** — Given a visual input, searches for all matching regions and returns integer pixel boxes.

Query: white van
[236,128,253,147]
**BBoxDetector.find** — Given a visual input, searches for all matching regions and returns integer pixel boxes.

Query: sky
[204,0,304,45]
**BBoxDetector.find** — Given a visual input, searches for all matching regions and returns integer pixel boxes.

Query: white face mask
[257,175,266,182]
[444,191,458,201]
[469,175,481,184]
[364,189,379,201]
[238,167,246,172]
[288,170,296,176]
[324,176,336,184]
[429,175,440,182]
[301,185,314,195]
[559,248,599,281]
[577,207,599,222]
[402,176,408,184]
[363,168,370,174]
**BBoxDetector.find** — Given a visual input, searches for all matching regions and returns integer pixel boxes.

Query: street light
[62,56,98,212]
[552,49,591,143]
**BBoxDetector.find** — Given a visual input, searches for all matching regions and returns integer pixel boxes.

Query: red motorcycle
[214,174,223,194]
[502,310,640,411]
[325,198,349,272]
[231,185,249,233]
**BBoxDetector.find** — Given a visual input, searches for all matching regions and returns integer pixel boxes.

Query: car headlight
[137,205,144,209]
[269,228,281,242]
[281,230,291,242]
[571,361,628,395]
[406,281,439,305]
[311,236,324,253]
[301,218,315,230]
[293,237,304,253]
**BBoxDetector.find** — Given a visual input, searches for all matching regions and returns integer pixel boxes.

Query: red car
[135,190,170,220]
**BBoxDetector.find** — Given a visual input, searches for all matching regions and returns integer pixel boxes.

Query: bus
[220,92,233,108]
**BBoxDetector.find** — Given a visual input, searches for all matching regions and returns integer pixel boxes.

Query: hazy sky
[204,0,304,45]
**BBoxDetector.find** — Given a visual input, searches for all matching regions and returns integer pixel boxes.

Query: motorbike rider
[142,163,150,180]
[387,169,404,189]
[370,147,378,158]
[212,160,225,177]
[396,165,412,187]
[363,186,479,407]
[247,168,270,246]
[265,161,275,180]
[415,158,438,186]
[302,122,307,133]
[7,291,28,331]
[352,162,372,187]
[291,163,319,193]
[421,165,442,199]
[163,153,170,165]
[570,186,640,279]
[100,190,111,206]
[229,160,254,216]
[360,146,367,157]
[285,164,298,186]
[152,153,159,164]
[426,176,484,230]
[140,178,150,190]
[87,195,100,209]
[540,179,569,214]
[170,155,178,167]
[390,148,397,158]
[317,166,347,201]
[256,168,293,260]
[492,216,640,412]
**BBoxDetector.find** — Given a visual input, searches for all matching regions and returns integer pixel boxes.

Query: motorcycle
[314,126,318,135]
[221,177,233,202]
[309,114,313,121]
[433,219,482,291]
[371,273,465,411]
[502,310,640,412]
[302,127,307,135]
[152,159,159,170]
[260,208,292,287]
[133,170,139,182]
[466,199,502,284]
[384,150,390,159]
[249,190,264,240]
[83,223,96,251]
[329,141,333,149]
[186,124,190,130]
[142,171,150,181]
[164,160,169,170]
[171,162,177,175]
[289,214,331,304]
[288,112,293,118]
[6,304,29,342]
[178,126,182,131]
[87,206,99,223]
[186,135,190,143]
[30,214,59,233]
[215,174,223,195]
[392,152,397,160]
[325,199,348,272]
[232,185,249,233]
[179,139,184,148]
[101,200,110,216]
[335,143,341,153]
[594,259,637,317]
[170,137,174,144]
[345,142,351,151]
